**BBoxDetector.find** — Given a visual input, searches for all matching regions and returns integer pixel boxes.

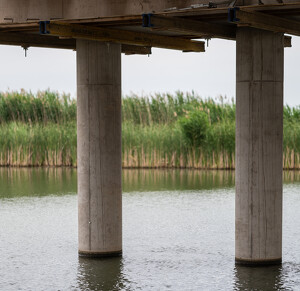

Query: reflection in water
[283,170,300,184]
[2,167,300,198]
[122,169,235,192]
[234,265,283,291]
[0,167,77,198]
[123,169,300,192]
[77,257,126,291]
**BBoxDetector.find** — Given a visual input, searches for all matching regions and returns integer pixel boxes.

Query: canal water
[0,168,300,290]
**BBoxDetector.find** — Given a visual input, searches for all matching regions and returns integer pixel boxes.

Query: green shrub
[178,110,209,147]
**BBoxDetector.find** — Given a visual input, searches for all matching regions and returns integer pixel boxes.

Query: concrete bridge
[1,0,300,265]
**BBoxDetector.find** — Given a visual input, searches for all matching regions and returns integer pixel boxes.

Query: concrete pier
[77,40,122,257]
[235,27,284,265]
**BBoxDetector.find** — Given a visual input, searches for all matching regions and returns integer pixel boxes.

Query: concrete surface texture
[235,27,283,264]
[77,39,122,257]
[0,0,297,23]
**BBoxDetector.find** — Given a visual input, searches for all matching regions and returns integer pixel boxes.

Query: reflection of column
[235,27,283,265]
[77,39,122,257]
[78,257,124,290]
[234,265,282,290]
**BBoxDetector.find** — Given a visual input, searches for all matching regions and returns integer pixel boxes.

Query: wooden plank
[0,22,39,32]
[122,44,151,55]
[0,32,152,54]
[0,22,290,51]
[0,32,76,49]
[229,8,300,37]
[143,14,236,40]
[42,21,205,52]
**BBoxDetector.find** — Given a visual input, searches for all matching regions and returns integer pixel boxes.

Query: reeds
[122,121,235,169]
[0,122,76,166]
[0,90,76,166]
[122,92,235,126]
[0,89,76,124]
[121,93,235,169]
[1,90,300,169]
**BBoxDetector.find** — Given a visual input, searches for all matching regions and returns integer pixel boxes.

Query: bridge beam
[77,39,122,257]
[235,27,283,265]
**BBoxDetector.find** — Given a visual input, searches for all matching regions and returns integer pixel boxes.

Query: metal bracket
[142,13,154,28]
[22,46,29,57]
[39,21,50,34]
[208,2,217,8]
[228,7,240,22]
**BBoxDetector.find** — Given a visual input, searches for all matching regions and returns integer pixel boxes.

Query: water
[1,168,300,290]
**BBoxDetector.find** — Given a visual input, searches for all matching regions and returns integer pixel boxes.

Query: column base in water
[235,257,282,266]
[79,250,122,258]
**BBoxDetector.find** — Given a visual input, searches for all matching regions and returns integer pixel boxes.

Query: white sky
[0,36,299,106]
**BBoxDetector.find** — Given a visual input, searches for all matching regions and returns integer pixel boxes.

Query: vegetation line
[0,90,299,169]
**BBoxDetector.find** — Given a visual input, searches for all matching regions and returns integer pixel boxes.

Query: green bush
[178,110,209,147]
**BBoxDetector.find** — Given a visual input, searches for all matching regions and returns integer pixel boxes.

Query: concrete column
[235,27,283,265]
[77,39,122,257]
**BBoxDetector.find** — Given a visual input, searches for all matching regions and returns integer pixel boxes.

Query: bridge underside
[0,3,299,52]
[0,1,299,265]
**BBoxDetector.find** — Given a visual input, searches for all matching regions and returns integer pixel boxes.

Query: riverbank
[0,90,300,168]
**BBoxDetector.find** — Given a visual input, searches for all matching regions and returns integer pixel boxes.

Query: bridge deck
[0,3,299,53]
